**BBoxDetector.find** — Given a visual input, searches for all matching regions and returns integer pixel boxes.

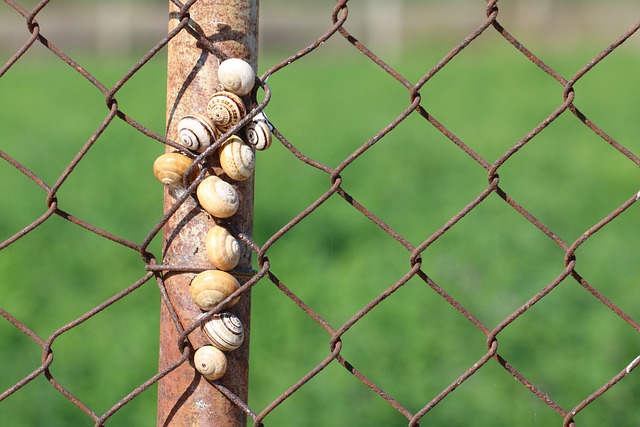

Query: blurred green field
[1,32,640,426]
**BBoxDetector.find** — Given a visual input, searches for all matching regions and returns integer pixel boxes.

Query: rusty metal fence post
[158,1,258,425]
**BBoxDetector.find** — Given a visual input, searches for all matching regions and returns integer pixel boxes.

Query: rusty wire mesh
[2,0,640,426]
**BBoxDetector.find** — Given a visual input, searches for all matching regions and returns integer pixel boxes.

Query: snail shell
[206,91,246,132]
[190,269,240,311]
[194,345,227,381]
[177,115,217,153]
[217,58,255,97]
[245,117,272,151]
[196,175,239,218]
[205,225,242,271]
[219,135,255,181]
[153,152,194,187]
[203,312,244,352]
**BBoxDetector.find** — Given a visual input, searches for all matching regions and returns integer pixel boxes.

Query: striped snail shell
[205,225,242,271]
[153,152,194,187]
[219,135,255,181]
[244,113,272,151]
[203,312,244,352]
[194,345,227,381]
[177,114,217,153]
[190,269,240,311]
[196,175,239,219]
[217,58,255,97]
[206,91,246,132]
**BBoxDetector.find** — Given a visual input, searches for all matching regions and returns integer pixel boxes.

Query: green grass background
[1,25,640,427]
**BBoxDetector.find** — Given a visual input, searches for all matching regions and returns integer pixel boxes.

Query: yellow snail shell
[177,115,217,153]
[205,225,242,271]
[219,135,255,181]
[194,345,227,381]
[203,312,245,352]
[152,152,194,187]
[206,91,246,132]
[196,175,239,218]
[190,269,241,311]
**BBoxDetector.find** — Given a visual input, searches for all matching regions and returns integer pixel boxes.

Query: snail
[194,345,227,381]
[244,113,272,151]
[203,312,245,352]
[177,115,217,153]
[152,152,195,187]
[190,269,240,311]
[205,225,242,271]
[218,135,255,181]
[217,58,255,97]
[217,58,255,96]
[206,91,246,132]
[196,175,239,218]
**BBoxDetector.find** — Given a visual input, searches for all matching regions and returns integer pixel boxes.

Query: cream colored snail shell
[177,115,217,153]
[153,152,194,187]
[219,135,255,181]
[194,345,227,381]
[206,91,246,132]
[196,175,239,218]
[218,58,255,97]
[190,269,241,311]
[205,225,242,271]
[203,312,244,352]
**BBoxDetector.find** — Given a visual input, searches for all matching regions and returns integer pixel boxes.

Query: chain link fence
[1,0,640,425]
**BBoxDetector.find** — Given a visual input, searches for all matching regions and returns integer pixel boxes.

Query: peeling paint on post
[158,1,258,426]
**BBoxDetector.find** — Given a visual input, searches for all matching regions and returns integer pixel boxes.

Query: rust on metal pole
[158,1,258,426]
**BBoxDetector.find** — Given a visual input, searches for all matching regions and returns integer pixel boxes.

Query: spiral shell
[153,152,194,187]
[203,312,244,352]
[206,91,246,132]
[218,58,255,97]
[177,115,217,153]
[219,135,255,181]
[245,117,272,151]
[196,175,239,218]
[205,225,242,271]
[190,269,241,311]
[194,345,227,381]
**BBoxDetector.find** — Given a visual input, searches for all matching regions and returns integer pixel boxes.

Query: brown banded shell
[219,135,255,181]
[194,345,227,381]
[190,269,240,311]
[152,152,194,187]
[206,91,246,132]
[245,118,272,151]
[205,226,241,271]
[177,115,217,153]
[217,58,255,97]
[203,312,244,352]
[196,175,239,218]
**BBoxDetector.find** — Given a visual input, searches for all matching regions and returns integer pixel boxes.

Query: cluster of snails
[153,58,272,381]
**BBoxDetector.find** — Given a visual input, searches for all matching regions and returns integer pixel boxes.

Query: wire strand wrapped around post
[158,1,258,426]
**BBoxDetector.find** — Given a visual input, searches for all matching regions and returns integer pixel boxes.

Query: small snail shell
[196,175,239,218]
[153,152,194,186]
[217,58,255,96]
[205,225,242,271]
[245,117,272,151]
[206,91,246,132]
[177,115,217,153]
[194,345,227,381]
[190,269,240,311]
[203,312,245,352]
[219,135,255,181]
